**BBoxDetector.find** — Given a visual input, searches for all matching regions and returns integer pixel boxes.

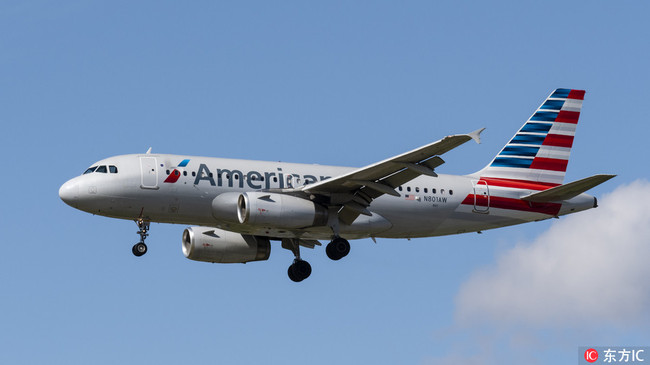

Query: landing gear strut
[132,219,150,257]
[326,237,350,261]
[282,238,311,282]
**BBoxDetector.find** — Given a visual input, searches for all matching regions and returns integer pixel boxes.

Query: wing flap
[521,174,616,202]
[348,180,400,197]
[299,239,322,249]
[392,161,438,177]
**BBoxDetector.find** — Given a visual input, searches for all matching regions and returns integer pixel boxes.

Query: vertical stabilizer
[475,88,585,185]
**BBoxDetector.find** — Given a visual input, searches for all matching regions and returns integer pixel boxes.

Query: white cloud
[455,180,650,328]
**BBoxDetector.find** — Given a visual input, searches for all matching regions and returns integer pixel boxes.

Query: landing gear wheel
[288,265,300,282]
[132,242,148,257]
[326,237,350,261]
[288,259,312,282]
[132,218,151,257]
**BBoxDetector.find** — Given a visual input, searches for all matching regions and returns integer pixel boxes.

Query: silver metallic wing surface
[301,129,484,224]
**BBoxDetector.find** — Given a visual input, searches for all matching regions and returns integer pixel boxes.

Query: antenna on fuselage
[146,147,152,154]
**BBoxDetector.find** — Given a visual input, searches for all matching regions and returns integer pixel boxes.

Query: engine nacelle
[237,192,328,228]
[211,192,241,223]
[212,192,328,229]
[182,226,270,263]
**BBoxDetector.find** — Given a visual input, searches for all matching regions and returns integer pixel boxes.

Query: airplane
[59,88,615,282]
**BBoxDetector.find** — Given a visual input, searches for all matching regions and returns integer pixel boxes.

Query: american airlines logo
[164,161,331,189]
[164,159,190,183]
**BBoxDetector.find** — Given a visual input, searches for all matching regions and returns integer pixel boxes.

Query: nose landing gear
[132,219,150,257]
[132,242,147,256]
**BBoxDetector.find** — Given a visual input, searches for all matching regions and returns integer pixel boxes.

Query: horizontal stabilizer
[521,174,616,202]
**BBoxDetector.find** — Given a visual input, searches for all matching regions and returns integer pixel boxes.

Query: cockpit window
[83,165,117,174]
[84,166,97,174]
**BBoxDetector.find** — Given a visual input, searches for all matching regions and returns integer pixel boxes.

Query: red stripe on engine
[462,195,561,216]
[567,89,585,100]
[543,134,574,148]
[555,110,580,124]
[530,157,568,172]
[479,177,560,190]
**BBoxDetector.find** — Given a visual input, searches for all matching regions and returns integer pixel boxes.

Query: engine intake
[182,226,270,263]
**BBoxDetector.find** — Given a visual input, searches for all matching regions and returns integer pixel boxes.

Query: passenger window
[449,190,453,195]
[432,188,436,194]
[407,187,411,192]
[109,166,118,173]
[183,171,187,176]
[441,189,445,194]
[84,166,97,174]
[166,170,170,175]
[96,166,107,173]
[415,187,420,193]
[424,188,428,193]
[192,172,196,177]
[398,186,403,191]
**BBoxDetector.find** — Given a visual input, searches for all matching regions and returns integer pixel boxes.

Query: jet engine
[182,226,271,263]
[212,192,328,229]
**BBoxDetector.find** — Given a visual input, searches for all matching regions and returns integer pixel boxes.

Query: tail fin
[476,88,585,185]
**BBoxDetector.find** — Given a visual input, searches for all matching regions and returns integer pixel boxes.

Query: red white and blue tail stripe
[477,88,585,186]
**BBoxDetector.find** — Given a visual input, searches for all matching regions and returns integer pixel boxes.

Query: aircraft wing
[301,128,484,224]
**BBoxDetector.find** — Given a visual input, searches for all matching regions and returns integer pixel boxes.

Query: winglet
[146,147,152,154]
[468,128,485,144]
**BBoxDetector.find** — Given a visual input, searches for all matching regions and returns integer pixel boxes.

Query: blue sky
[2,1,649,364]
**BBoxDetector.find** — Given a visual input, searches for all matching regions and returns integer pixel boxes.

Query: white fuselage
[59,153,596,241]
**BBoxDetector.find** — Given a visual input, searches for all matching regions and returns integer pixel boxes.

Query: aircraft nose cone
[59,179,80,207]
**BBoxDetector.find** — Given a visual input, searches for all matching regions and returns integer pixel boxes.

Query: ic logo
[585,348,598,363]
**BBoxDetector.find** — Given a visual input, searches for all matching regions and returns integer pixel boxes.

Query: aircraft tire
[326,238,350,261]
[132,242,148,257]
[288,265,300,282]
[288,260,311,282]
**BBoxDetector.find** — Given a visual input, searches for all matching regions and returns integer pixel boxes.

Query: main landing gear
[283,238,312,282]
[283,236,351,282]
[326,237,350,261]
[288,259,312,283]
[132,219,150,257]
